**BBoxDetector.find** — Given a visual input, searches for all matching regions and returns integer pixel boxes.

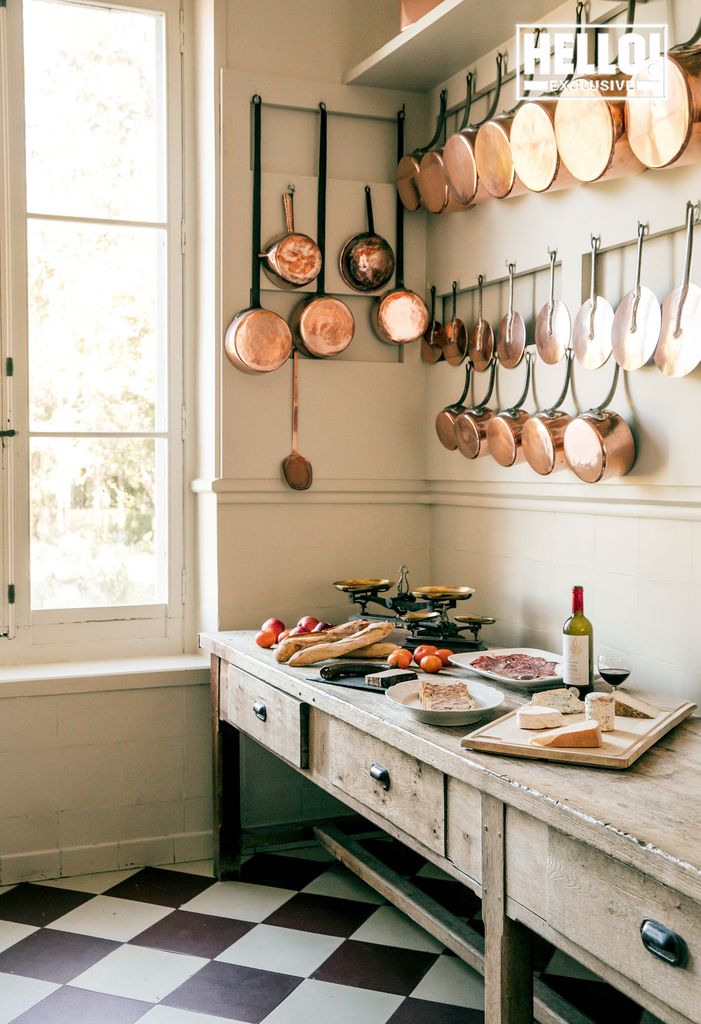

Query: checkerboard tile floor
[0,842,664,1024]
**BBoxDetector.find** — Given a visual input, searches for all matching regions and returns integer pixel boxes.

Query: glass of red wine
[597,653,631,689]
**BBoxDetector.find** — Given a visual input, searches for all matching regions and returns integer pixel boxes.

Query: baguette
[339,642,398,660]
[288,621,394,667]
[275,620,368,663]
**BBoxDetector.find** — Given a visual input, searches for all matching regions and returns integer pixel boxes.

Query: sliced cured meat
[471,653,559,680]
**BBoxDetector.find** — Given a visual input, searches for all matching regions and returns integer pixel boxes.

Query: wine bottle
[562,585,593,695]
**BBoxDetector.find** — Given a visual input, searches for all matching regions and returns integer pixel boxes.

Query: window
[0,0,186,659]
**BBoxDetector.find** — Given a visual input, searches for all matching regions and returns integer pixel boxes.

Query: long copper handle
[451,281,458,328]
[545,349,573,415]
[477,274,485,327]
[629,222,647,334]
[291,350,299,453]
[674,201,699,337]
[588,235,601,339]
[283,187,296,233]
[506,262,516,342]
[546,249,557,336]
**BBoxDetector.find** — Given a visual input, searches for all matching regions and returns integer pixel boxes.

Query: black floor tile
[9,986,151,1024]
[312,938,438,995]
[263,892,377,937]
[0,884,93,927]
[240,853,329,891]
[0,927,119,983]
[104,866,215,908]
[388,998,485,1023]
[163,960,302,1023]
[130,909,254,959]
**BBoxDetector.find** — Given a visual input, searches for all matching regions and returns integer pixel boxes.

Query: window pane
[23,0,166,222]
[30,438,167,610]
[28,220,165,432]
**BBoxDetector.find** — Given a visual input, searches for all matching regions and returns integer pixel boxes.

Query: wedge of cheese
[530,720,602,748]
[614,692,658,719]
[531,687,584,714]
[516,705,565,730]
[419,679,475,711]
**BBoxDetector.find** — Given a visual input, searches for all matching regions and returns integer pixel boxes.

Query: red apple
[297,616,319,631]
[312,621,333,632]
[289,624,310,637]
[261,617,285,639]
[278,629,291,642]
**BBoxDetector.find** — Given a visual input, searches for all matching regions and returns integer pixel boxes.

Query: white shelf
[343,0,559,92]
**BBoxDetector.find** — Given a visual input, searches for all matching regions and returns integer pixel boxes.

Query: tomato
[414,644,437,665]
[388,648,413,670]
[435,648,454,666]
[420,655,443,674]
[255,628,276,649]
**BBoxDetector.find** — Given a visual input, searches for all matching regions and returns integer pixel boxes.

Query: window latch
[0,429,16,437]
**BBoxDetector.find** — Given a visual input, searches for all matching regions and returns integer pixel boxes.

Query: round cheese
[516,705,565,730]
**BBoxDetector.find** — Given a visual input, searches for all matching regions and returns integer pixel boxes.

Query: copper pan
[564,364,635,482]
[626,18,701,170]
[468,274,494,371]
[455,356,498,459]
[523,350,573,475]
[417,74,474,215]
[535,249,571,364]
[396,90,447,212]
[261,185,322,290]
[292,103,354,358]
[436,362,472,450]
[443,280,468,365]
[225,96,292,375]
[486,352,533,467]
[422,285,448,364]
[611,222,660,370]
[655,201,701,377]
[339,186,395,293]
[573,235,613,369]
[496,262,527,368]
[444,53,505,208]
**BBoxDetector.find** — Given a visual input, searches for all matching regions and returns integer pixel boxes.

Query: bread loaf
[275,620,368,663]
[287,622,394,667]
[339,643,398,659]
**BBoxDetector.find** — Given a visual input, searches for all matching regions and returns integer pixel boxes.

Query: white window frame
[0,0,188,663]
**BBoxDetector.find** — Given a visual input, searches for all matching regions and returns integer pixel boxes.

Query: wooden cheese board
[460,693,697,769]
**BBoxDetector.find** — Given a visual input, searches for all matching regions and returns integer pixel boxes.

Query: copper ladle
[573,235,613,369]
[655,200,701,377]
[611,222,661,371]
[282,351,312,490]
[535,249,571,365]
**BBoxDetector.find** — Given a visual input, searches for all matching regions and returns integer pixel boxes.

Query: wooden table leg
[482,793,533,1024]
[211,655,243,879]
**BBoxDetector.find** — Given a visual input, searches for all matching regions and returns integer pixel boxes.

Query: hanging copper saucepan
[261,185,322,289]
[417,74,474,215]
[535,249,571,364]
[443,280,468,365]
[373,109,429,345]
[443,53,505,208]
[468,274,494,371]
[339,186,395,293]
[573,235,614,369]
[522,350,573,475]
[626,17,701,171]
[454,356,498,459]
[510,3,584,194]
[611,222,660,371]
[496,262,527,368]
[486,352,533,467]
[655,201,701,377]
[564,364,635,482]
[436,361,472,450]
[396,91,448,212]
[422,285,448,364]
[291,103,355,358]
[225,96,292,374]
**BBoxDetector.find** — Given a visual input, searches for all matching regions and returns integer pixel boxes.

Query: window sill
[0,654,209,699]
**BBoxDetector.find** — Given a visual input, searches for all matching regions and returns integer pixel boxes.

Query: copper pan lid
[655,201,701,376]
[422,285,448,364]
[443,281,468,365]
[535,250,571,364]
[496,263,526,368]
[611,223,660,371]
[573,236,613,369]
[225,308,292,374]
[468,275,494,371]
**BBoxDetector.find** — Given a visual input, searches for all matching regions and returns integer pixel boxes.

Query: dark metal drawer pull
[370,763,390,791]
[252,699,267,722]
[640,919,688,967]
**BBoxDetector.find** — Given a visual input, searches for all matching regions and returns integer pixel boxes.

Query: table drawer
[547,831,701,1021]
[445,778,482,884]
[323,717,445,855]
[222,664,309,769]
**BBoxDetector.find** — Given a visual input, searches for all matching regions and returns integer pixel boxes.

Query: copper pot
[436,362,472,450]
[339,186,395,293]
[522,351,573,475]
[422,285,448,364]
[468,274,494,371]
[396,91,447,212]
[261,186,322,289]
[454,357,497,459]
[496,262,526,368]
[485,353,532,466]
[443,280,468,365]
[444,54,505,208]
[563,365,635,482]
[417,74,474,215]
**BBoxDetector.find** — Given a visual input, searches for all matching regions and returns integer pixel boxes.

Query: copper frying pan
[396,91,448,212]
[444,54,505,208]
[468,274,494,371]
[225,96,292,375]
[261,185,322,290]
[496,263,526,368]
[422,285,448,364]
[522,351,573,475]
[573,235,613,369]
[339,186,395,293]
[564,364,635,482]
[535,249,571,364]
[454,356,498,459]
[486,352,533,467]
[436,362,472,450]
[611,222,660,371]
[655,201,701,377]
[417,74,474,215]
[291,103,355,358]
[443,281,468,365]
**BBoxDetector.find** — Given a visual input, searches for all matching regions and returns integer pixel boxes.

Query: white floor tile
[260,978,402,1024]
[410,954,485,1009]
[301,864,384,905]
[0,973,59,1024]
[350,905,443,953]
[545,949,601,983]
[165,860,215,878]
[69,944,208,1003]
[0,921,38,954]
[46,895,172,942]
[137,1008,246,1024]
[217,924,342,977]
[37,869,139,894]
[181,881,295,922]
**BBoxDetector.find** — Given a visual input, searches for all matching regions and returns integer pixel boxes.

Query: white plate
[385,677,504,726]
[448,648,563,690]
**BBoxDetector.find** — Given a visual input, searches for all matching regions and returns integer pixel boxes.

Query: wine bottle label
[563,634,589,688]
